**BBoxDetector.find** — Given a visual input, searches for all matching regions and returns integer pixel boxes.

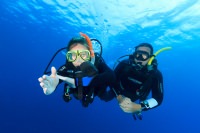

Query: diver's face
[69,43,89,67]
[134,46,151,66]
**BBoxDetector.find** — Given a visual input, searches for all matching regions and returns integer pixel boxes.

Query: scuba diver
[113,43,171,120]
[38,33,116,107]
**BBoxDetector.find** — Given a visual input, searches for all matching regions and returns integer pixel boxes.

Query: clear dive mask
[66,50,90,62]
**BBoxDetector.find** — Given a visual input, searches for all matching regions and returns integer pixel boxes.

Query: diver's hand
[117,95,142,113]
[117,95,124,103]
[38,67,59,95]
[80,61,98,77]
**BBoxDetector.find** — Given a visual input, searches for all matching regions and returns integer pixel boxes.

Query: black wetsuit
[114,59,163,110]
[57,54,116,107]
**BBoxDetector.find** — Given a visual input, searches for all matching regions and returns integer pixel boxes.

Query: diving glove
[38,67,59,95]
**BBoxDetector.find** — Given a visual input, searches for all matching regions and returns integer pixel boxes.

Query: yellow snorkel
[148,47,172,66]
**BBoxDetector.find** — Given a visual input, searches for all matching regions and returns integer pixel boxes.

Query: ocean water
[0,0,200,133]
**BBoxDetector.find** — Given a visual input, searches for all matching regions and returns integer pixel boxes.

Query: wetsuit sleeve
[88,57,116,101]
[143,70,164,110]
[113,60,128,94]
[57,65,67,75]
[57,64,74,84]
[152,70,164,106]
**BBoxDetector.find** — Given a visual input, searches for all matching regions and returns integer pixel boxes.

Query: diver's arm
[57,75,76,88]
[152,70,164,106]
[88,60,117,101]
[120,70,164,112]
[114,61,143,113]
[89,58,115,88]
[141,70,163,110]
[113,60,128,95]
[57,64,76,88]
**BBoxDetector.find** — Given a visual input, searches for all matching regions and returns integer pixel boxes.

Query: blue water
[1,0,200,133]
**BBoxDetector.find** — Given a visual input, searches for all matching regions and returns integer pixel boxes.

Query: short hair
[135,43,153,55]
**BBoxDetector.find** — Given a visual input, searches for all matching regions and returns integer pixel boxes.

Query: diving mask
[66,50,90,62]
[134,50,151,61]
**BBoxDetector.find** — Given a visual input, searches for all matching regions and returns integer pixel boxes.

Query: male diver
[113,43,170,119]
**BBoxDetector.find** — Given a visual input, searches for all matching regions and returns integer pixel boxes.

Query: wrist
[132,103,142,113]
[117,95,123,103]
[135,103,142,111]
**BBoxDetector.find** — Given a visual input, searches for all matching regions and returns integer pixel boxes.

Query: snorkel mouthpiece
[135,62,143,70]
